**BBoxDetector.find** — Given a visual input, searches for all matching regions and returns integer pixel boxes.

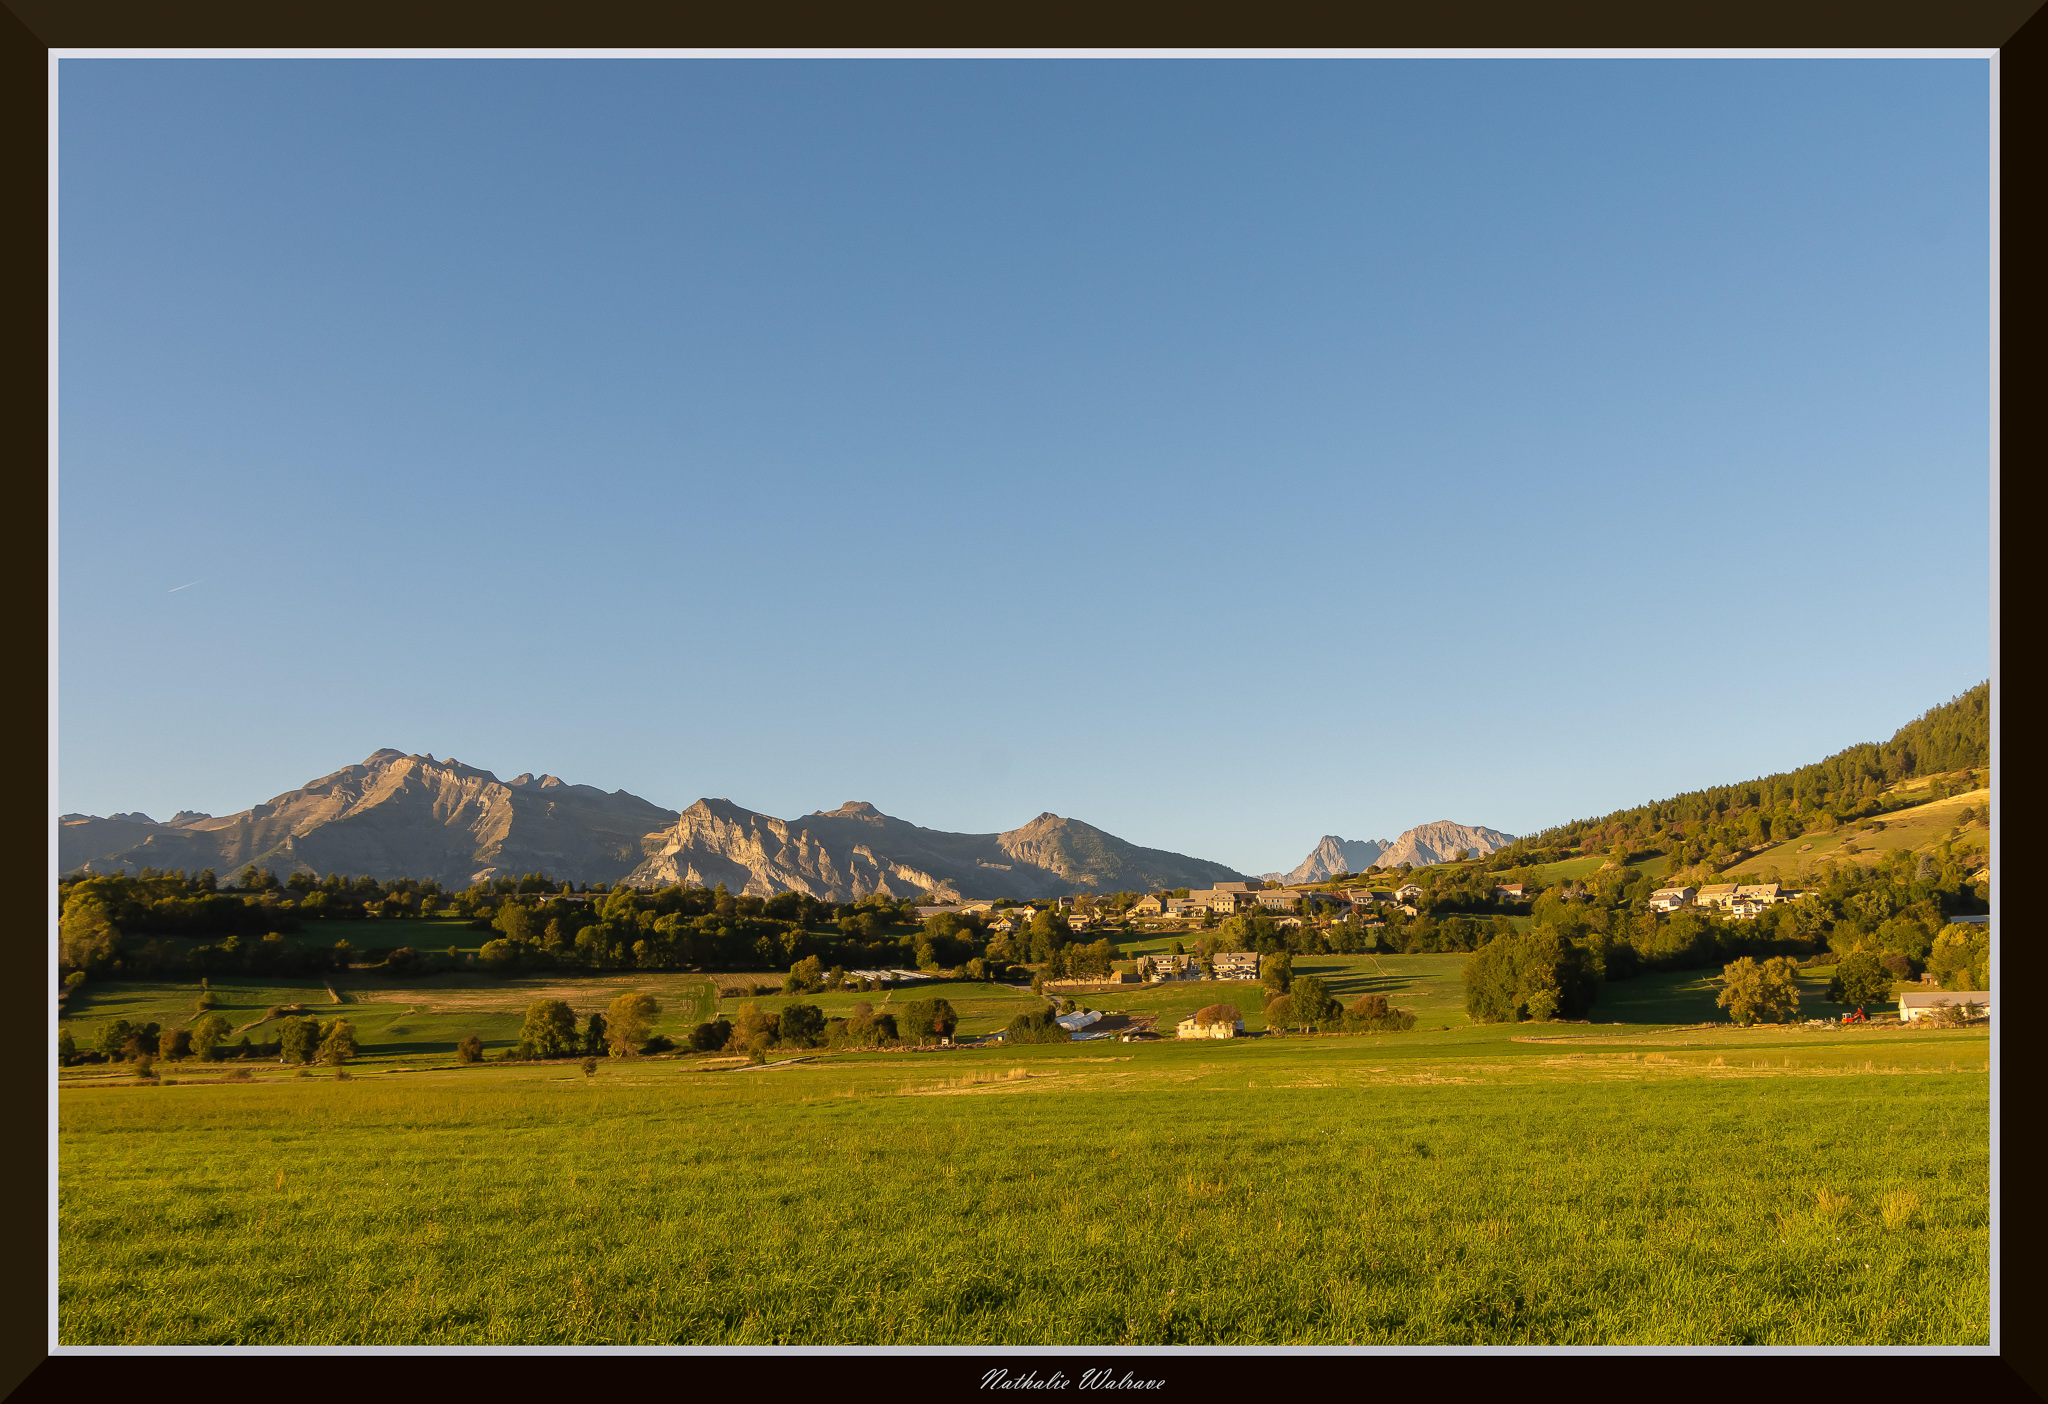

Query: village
[901,870,1990,1046]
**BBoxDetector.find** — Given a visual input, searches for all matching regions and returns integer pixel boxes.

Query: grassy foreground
[59,1021,1988,1346]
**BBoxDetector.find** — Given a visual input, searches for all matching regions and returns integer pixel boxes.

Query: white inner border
[48,46,1998,1367]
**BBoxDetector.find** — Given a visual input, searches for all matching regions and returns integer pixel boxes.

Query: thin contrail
[168,580,202,593]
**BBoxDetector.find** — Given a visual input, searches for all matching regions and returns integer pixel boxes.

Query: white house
[1649,886,1696,912]
[1898,990,1991,1024]
[1212,951,1261,981]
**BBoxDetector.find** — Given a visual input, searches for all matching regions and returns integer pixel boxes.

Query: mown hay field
[1738,786,1989,879]
[59,1019,1988,1346]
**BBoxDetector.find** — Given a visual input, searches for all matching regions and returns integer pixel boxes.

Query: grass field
[57,1015,1989,1346]
[59,945,1898,1075]
[58,942,1988,1345]
[1732,787,1990,881]
[1512,853,1673,886]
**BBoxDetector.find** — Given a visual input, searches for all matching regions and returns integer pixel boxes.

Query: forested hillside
[1481,684,1988,873]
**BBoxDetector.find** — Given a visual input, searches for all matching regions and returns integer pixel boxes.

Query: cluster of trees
[59,873,298,974]
[1002,1007,1074,1044]
[1709,945,1946,1025]
[1263,975,1418,1035]
[511,993,661,1059]
[64,1012,358,1068]
[471,888,927,977]
[58,867,478,978]
[704,997,960,1059]
[1927,923,1988,991]
[1462,927,1603,1023]
[782,954,1021,995]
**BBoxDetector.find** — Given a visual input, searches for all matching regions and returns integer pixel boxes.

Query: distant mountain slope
[1278,835,1392,884]
[63,754,1250,900]
[1372,821,1516,870]
[627,799,1248,901]
[1527,681,1991,859]
[59,750,681,889]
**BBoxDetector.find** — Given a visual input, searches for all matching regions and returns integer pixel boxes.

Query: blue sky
[57,57,1992,875]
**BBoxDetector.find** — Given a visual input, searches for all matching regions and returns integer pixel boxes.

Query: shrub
[1003,1008,1070,1044]
[900,997,959,1045]
[689,1019,732,1053]
[1341,992,1415,1032]
[581,1057,598,1077]
[777,1001,828,1049]
[1289,975,1338,1026]
[455,1034,484,1064]
[318,1019,359,1067]
[730,1001,778,1056]
[279,1016,320,1064]
[190,1013,233,1060]
[1261,952,1293,996]
[831,1002,897,1049]
[516,999,579,1059]
[784,955,825,995]
[604,992,662,1057]
[1929,999,1986,1029]
[1827,950,1893,1009]
[1719,956,1803,1025]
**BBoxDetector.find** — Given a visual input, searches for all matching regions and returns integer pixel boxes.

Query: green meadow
[58,950,1988,1345]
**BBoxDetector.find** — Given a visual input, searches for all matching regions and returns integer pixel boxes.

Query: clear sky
[57,57,1992,876]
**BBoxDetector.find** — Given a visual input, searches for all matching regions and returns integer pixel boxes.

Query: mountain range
[59,751,682,892]
[1264,821,1516,883]
[60,750,1248,901]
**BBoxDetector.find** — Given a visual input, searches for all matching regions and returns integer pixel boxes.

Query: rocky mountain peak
[820,801,882,818]
[1280,835,1392,884]
[61,750,681,888]
[1372,821,1515,870]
